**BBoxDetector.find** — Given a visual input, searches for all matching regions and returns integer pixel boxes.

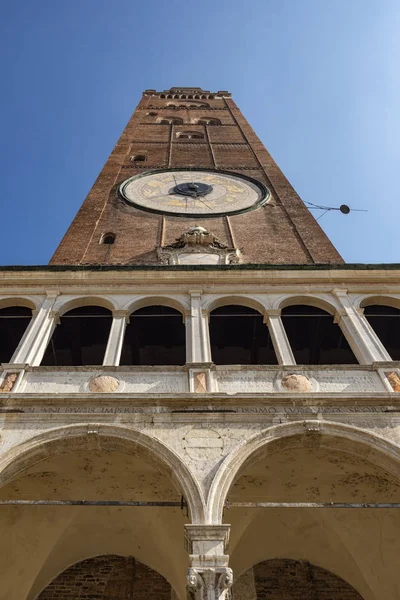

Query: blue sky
[1,0,399,264]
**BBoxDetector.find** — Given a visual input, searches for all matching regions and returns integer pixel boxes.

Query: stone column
[333,289,391,364]
[103,310,129,366]
[186,291,212,364]
[264,309,296,365]
[185,525,233,600]
[11,291,60,366]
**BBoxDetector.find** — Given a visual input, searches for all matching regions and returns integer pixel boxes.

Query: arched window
[101,232,115,245]
[281,305,357,364]
[120,306,185,365]
[130,154,147,162]
[167,94,173,99]
[194,95,200,99]
[363,304,400,360]
[188,95,193,99]
[157,117,183,125]
[176,131,204,140]
[0,305,33,363]
[41,306,112,366]
[160,94,165,98]
[210,305,277,365]
[196,118,221,126]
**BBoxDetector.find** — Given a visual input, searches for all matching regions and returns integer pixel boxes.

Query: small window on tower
[130,154,147,162]
[176,131,204,140]
[102,233,116,245]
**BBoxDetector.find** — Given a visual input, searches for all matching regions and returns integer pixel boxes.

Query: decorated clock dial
[119,169,269,217]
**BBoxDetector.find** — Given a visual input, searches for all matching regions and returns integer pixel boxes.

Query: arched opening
[197,118,221,126]
[41,305,112,366]
[120,305,186,366]
[210,305,277,365]
[233,559,364,600]
[0,429,193,600]
[101,232,115,245]
[217,425,400,600]
[0,305,33,363]
[281,304,357,364]
[176,130,204,140]
[363,304,400,360]
[36,555,172,600]
[130,154,147,162]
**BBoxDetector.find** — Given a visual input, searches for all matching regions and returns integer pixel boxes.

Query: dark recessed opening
[0,306,32,363]
[120,305,186,366]
[41,306,112,366]
[210,305,278,365]
[102,233,115,245]
[281,304,358,364]
[364,304,400,360]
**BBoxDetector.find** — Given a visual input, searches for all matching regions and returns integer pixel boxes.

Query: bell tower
[50,87,343,265]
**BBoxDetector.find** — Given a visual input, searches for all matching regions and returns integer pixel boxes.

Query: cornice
[1,265,400,288]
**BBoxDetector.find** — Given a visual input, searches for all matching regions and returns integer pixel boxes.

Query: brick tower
[50,87,342,265]
[1,88,400,600]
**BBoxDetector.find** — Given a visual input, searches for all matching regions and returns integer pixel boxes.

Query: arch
[101,232,116,245]
[0,296,38,311]
[209,303,277,365]
[0,304,34,363]
[359,294,400,311]
[35,555,172,600]
[279,298,357,364]
[41,303,113,366]
[233,558,364,600]
[123,295,188,316]
[120,305,186,366]
[204,295,267,315]
[0,423,205,522]
[176,130,204,140]
[207,420,400,523]
[276,294,339,315]
[360,297,400,360]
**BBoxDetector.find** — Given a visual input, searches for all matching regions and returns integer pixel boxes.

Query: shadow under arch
[207,420,400,523]
[204,295,267,316]
[276,294,338,315]
[124,295,188,317]
[0,423,205,523]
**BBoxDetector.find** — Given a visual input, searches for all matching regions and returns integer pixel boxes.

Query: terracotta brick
[50,88,343,266]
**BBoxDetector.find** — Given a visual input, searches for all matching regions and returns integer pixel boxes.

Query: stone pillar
[103,310,129,366]
[333,289,391,364]
[186,291,212,363]
[264,309,296,365]
[11,291,60,366]
[185,525,232,600]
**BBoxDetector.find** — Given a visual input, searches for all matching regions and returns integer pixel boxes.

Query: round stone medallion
[88,375,120,393]
[281,374,312,393]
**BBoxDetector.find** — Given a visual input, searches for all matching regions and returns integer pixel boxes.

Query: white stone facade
[1,266,400,600]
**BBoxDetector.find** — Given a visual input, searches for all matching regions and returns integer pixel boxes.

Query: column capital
[112,309,130,319]
[45,290,60,299]
[187,567,233,600]
[264,308,281,317]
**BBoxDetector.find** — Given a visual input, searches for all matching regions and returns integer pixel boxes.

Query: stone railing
[1,363,399,396]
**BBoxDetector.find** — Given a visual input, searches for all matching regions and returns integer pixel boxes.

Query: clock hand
[196,196,213,210]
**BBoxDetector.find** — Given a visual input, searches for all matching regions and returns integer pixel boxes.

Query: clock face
[119,169,269,217]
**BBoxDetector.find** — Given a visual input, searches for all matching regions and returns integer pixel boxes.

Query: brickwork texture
[235,558,363,600]
[50,88,343,266]
[36,555,172,600]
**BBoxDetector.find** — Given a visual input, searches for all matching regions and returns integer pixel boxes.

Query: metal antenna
[304,200,367,216]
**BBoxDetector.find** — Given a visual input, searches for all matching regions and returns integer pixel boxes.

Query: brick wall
[50,88,343,266]
[36,555,172,600]
[233,558,363,600]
